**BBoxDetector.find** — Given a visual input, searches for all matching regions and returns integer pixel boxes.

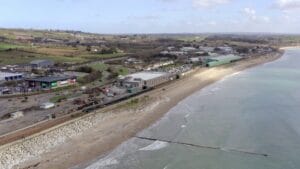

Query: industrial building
[146,61,174,70]
[119,71,173,89]
[181,47,197,52]
[26,76,76,90]
[205,55,243,67]
[0,72,23,82]
[30,60,54,69]
[188,57,201,63]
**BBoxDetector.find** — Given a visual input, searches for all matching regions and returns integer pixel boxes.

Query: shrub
[78,71,103,84]
[76,66,94,73]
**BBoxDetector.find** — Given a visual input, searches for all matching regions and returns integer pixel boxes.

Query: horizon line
[1,27,300,36]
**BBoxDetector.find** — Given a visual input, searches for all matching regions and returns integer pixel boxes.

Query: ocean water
[83,49,300,169]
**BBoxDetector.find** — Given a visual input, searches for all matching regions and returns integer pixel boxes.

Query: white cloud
[242,7,271,24]
[276,0,300,10]
[262,16,271,22]
[243,8,257,20]
[192,0,231,8]
[208,21,217,26]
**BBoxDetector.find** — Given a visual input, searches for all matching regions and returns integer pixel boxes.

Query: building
[0,72,23,82]
[167,46,175,50]
[160,51,169,55]
[180,47,197,52]
[188,57,201,63]
[199,47,215,53]
[205,55,243,67]
[146,61,174,70]
[26,76,76,90]
[218,46,233,53]
[119,71,173,89]
[168,51,186,56]
[10,111,24,119]
[40,102,55,109]
[30,60,54,69]
[124,58,142,64]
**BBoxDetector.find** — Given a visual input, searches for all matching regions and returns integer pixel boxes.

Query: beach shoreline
[7,51,283,169]
[280,46,300,50]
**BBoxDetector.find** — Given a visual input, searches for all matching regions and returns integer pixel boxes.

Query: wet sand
[13,51,283,169]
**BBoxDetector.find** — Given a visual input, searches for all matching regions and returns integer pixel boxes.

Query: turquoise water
[83,49,300,169]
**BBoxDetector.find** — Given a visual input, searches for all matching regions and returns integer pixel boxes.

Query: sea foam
[139,141,169,151]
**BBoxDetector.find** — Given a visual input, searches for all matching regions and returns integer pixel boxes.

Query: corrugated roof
[30,60,54,65]
[0,72,23,78]
[126,71,167,81]
[210,55,242,61]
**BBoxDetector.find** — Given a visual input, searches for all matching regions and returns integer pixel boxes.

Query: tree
[86,45,91,52]
[77,66,94,73]
[106,66,114,73]
[107,72,118,80]
[78,71,103,84]
[236,47,249,54]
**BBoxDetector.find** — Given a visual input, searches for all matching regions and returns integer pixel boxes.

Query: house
[26,76,76,90]
[125,58,142,64]
[168,51,186,56]
[180,47,197,52]
[146,61,174,70]
[217,46,233,53]
[119,71,173,89]
[30,60,54,69]
[167,46,175,51]
[188,57,201,63]
[160,51,169,55]
[199,47,215,53]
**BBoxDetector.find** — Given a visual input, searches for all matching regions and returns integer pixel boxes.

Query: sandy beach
[0,51,282,169]
[280,46,300,50]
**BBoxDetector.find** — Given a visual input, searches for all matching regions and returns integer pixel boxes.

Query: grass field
[31,47,80,56]
[0,28,126,66]
[49,95,67,103]
[0,43,28,51]
[114,65,129,75]
[89,62,108,71]
[90,63,129,75]
[79,53,126,60]
[177,35,207,42]
[0,50,89,65]
[0,45,126,66]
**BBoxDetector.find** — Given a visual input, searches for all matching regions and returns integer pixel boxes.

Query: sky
[0,0,300,34]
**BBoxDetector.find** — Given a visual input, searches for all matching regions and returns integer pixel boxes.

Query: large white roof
[126,71,167,81]
[0,72,23,78]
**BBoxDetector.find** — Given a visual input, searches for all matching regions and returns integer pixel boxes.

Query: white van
[40,102,55,109]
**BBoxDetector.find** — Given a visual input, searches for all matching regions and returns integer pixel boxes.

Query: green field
[114,65,129,75]
[89,62,108,71]
[0,47,126,66]
[0,50,88,65]
[0,43,27,51]
[79,53,126,60]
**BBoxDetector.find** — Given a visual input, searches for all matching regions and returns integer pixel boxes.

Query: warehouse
[119,71,173,89]
[205,55,243,67]
[26,76,76,90]
[30,60,54,69]
[0,72,23,82]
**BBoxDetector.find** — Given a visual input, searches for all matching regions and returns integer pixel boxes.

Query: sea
[81,48,300,169]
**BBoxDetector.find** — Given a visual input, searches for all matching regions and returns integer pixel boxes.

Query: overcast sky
[0,0,300,34]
